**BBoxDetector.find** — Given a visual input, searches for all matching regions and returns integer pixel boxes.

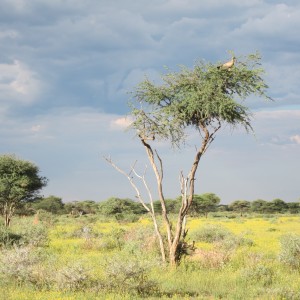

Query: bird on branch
[218,56,236,70]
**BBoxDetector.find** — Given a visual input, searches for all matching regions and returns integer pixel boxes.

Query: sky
[0,0,299,204]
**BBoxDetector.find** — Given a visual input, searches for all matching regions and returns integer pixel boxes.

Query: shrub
[102,255,159,296]
[37,210,57,226]
[0,246,40,284]
[0,226,22,248]
[124,225,158,253]
[240,264,274,286]
[192,249,231,269]
[56,263,90,291]
[190,224,233,243]
[98,228,126,251]
[218,233,254,251]
[19,223,49,247]
[267,288,300,300]
[279,234,300,269]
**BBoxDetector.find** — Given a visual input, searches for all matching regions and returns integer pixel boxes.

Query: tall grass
[1,215,300,299]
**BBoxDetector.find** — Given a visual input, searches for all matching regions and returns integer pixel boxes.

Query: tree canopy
[0,154,47,226]
[130,52,270,147]
[190,193,221,217]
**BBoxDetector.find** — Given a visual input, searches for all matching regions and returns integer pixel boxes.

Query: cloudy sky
[1,0,299,204]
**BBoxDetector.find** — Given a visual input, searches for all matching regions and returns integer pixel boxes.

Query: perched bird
[218,56,236,70]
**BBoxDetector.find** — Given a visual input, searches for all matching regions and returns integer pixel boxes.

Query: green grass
[1,214,300,299]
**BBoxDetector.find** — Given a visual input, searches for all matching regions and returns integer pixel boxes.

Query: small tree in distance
[106,52,271,266]
[229,200,251,216]
[0,154,47,226]
[190,193,221,218]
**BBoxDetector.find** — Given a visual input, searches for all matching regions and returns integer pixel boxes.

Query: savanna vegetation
[2,53,299,299]
[1,212,300,299]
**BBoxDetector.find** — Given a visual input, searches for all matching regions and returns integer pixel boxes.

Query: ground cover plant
[1,214,300,299]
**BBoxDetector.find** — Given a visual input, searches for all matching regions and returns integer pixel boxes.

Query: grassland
[1,214,300,299]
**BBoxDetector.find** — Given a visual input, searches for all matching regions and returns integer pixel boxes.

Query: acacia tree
[229,200,251,216]
[191,193,221,218]
[0,154,47,226]
[108,53,271,266]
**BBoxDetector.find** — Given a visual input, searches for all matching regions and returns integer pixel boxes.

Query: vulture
[218,57,236,70]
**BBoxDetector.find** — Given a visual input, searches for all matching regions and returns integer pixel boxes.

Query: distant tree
[32,195,64,214]
[190,193,221,218]
[64,200,98,216]
[0,154,47,226]
[267,199,288,213]
[251,199,269,213]
[77,200,98,214]
[229,200,251,216]
[287,202,300,214]
[153,199,180,214]
[99,197,147,218]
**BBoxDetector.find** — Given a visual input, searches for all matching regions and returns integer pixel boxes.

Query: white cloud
[0,30,19,39]
[110,117,133,130]
[253,109,300,146]
[255,109,300,120]
[0,60,42,104]
[290,135,300,144]
[31,125,41,132]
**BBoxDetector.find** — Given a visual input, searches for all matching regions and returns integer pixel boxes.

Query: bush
[0,246,41,284]
[56,263,90,291]
[102,255,159,296]
[267,288,300,300]
[124,225,158,253]
[240,264,274,286]
[218,233,254,251]
[192,249,231,269]
[19,223,49,247]
[0,226,22,248]
[98,228,126,251]
[279,234,300,269]
[190,224,233,243]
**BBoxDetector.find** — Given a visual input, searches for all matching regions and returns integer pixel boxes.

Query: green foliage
[251,199,269,213]
[229,200,251,216]
[190,193,221,217]
[279,234,300,269]
[65,200,98,216]
[0,246,42,284]
[241,264,275,286]
[56,263,90,291]
[99,197,147,220]
[18,223,49,247]
[0,226,22,248]
[268,198,288,213]
[102,255,159,296]
[287,202,300,214]
[153,198,180,214]
[190,224,233,243]
[32,196,64,214]
[129,52,270,146]
[98,228,126,251]
[0,154,47,226]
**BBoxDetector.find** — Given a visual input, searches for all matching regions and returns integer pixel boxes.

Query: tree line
[1,154,299,228]
[20,194,300,218]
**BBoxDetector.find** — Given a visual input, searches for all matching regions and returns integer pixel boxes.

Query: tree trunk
[5,213,11,227]
[140,123,217,266]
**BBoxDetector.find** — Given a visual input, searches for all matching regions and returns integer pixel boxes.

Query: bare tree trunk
[105,156,166,263]
[106,121,221,266]
[140,121,221,266]
[4,203,14,227]
[5,214,11,227]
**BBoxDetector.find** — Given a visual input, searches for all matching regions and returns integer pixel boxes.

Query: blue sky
[0,0,299,204]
